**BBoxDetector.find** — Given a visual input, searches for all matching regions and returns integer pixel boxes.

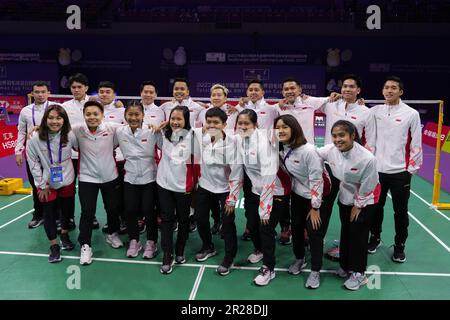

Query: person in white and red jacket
[160,78,205,128]
[15,81,50,229]
[70,100,124,266]
[368,76,423,263]
[319,74,375,262]
[61,73,90,231]
[193,108,241,276]
[156,105,201,275]
[237,80,279,242]
[317,120,380,291]
[140,80,165,234]
[275,77,339,245]
[26,104,76,263]
[225,109,279,287]
[197,84,242,234]
[115,101,159,260]
[275,114,332,290]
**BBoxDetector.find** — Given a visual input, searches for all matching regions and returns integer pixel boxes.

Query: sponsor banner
[0,125,18,158]
[0,96,27,114]
[422,122,450,149]
[188,64,325,99]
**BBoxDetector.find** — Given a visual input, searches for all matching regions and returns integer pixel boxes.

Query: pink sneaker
[143,240,158,259]
[126,240,142,258]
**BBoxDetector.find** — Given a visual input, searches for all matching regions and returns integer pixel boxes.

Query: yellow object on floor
[0,178,24,196]
[14,187,32,195]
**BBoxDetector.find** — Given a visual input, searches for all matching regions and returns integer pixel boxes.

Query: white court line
[189,265,206,300]
[0,250,449,277]
[410,189,450,222]
[387,194,450,253]
[0,195,31,212]
[0,209,33,230]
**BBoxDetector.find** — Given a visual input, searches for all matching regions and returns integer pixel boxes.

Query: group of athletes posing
[15,73,422,291]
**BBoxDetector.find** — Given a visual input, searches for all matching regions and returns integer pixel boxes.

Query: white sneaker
[80,244,93,265]
[305,271,321,289]
[106,232,124,249]
[142,240,158,259]
[247,250,263,264]
[344,272,368,290]
[288,258,307,275]
[126,239,142,258]
[254,266,275,286]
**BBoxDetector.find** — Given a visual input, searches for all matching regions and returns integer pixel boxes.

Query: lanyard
[47,136,63,166]
[279,147,294,177]
[32,101,49,126]
[283,148,293,163]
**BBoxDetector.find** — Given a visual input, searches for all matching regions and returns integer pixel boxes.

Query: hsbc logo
[2,132,13,140]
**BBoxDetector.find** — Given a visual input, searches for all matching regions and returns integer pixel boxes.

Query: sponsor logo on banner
[442,132,450,154]
[422,122,450,149]
[0,125,18,158]
[0,96,27,114]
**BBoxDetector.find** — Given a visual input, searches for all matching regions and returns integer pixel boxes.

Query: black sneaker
[28,214,44,229]
[138,218,146,234]
[173,222,178,232]
[58,218,76,234]
[67,218,76,231]
[195,246,217,262]
[102,223,109,233]
[119,220,127,235]
[160,252,174,274]
[60,233,75,251]
[211,222,221,235]
[48,244,62,263]
[189,221,197,233]
[241,228,251,241]
[279,226,292,245]
[392,244,406,263]
[92,217,100,230]
[216,257,234,276]
[368,236,381,254]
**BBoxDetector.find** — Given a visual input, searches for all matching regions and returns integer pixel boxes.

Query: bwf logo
[66,5,81,30]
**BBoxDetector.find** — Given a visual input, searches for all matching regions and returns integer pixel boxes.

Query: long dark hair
[274,114,307,149]
[39,104,71,144]
[164,105,191,141]
[331,120,361,145]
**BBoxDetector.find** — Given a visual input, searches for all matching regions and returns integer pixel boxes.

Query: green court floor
[0,175,449,300]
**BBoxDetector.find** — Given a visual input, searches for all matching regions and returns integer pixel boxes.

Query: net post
[432,100,444,207]
[27,93,33,105]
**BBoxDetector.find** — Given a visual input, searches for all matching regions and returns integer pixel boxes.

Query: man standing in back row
[368,76,422,263]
